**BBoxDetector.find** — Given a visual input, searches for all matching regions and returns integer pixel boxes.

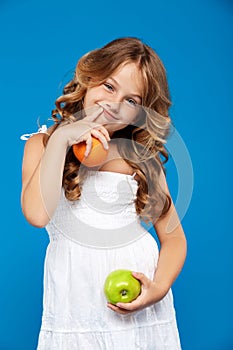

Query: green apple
[104,269,141,305]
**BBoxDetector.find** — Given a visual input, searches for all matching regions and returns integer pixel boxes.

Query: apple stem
[121,290,127,296]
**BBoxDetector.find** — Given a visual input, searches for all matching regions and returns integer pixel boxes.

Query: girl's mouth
[97,103,119,121]
[103,108,118,121]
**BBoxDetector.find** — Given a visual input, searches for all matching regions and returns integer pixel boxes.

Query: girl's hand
[74,119,111,158]
[54,105,111,156]
[107,272,168,315]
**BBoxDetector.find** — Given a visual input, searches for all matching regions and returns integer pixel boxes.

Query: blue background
[0,0,232,349]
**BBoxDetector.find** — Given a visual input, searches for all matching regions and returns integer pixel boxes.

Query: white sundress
[36,169,182,350]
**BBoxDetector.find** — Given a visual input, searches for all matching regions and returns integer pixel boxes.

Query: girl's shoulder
[20,124,48,140]
[21,123,58,138]
[20,124,56,145]
[21,125,55,157]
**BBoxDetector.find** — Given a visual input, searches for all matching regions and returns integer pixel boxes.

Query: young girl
[21,37,187,349]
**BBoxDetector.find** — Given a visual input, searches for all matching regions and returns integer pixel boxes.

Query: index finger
[82,105,104,122]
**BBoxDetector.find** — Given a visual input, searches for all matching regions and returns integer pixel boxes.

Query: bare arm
[21,106,110,227]
[21,130,68,227]
[152,200,187,294]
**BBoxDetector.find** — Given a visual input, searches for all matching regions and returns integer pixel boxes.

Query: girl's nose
[103,101,121,114]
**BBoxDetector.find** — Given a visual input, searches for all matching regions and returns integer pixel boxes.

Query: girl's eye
[104,83,114,91]
[126,98,137,106]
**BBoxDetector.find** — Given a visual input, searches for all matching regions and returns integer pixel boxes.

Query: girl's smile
[83,62,143,135]
[98,104,119,121]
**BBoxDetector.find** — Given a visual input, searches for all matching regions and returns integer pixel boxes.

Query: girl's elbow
[21,192,50,228]
[21,204,50,228]
[24,212,50,228]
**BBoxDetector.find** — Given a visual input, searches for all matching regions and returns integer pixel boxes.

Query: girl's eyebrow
[109,77,142,101]
[109,77,120,86]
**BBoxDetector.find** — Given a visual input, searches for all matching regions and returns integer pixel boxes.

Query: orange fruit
[72,136,108,167]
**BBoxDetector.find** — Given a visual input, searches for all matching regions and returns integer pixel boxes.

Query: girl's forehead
[110,62,144,94]
[112,62,141,78]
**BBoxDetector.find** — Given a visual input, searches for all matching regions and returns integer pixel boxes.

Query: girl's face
[83,62,143,136]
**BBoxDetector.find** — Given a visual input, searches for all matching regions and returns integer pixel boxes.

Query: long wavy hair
[47,37,172,224]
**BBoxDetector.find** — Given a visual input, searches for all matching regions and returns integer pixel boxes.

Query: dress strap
[20,124,48,140]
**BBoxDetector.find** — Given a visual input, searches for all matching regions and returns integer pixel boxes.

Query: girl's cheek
[126,112,138,125]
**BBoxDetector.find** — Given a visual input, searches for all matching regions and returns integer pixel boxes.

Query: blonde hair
[49,37,172,224]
